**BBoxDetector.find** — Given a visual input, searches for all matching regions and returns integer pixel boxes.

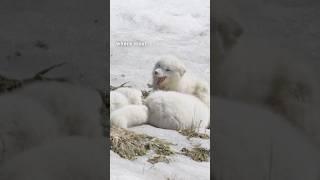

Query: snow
[0,0,106,89]
[228,0,320,63]
[110,125,210,180]
[110,0,210,89]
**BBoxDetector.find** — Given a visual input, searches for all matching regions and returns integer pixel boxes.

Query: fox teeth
[157,77,166,85]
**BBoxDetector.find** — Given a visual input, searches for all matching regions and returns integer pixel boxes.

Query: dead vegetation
[180,147,210,162]
[0,62,68,93]
[110,127,211,163]
[110,82,152,99]
[147,154,171,164]
[110,127,175,161]
[110,82,131,91]
[141,89,152,98]
[178,120,210,140]
[178,128,209,140]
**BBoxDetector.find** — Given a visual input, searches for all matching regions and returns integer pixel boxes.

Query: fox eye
[165,68,171,72]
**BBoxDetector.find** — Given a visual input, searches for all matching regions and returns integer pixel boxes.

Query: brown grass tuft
[110,127,174,160]
[178,128,209,140]
[180,147,210,162]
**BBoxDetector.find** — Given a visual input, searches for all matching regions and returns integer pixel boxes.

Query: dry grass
[147,154,170,164]
[178,128,209,140]
[180,147,210,162]
[0,76,22,93]
[110,127,174,160]
[141,89,152,98]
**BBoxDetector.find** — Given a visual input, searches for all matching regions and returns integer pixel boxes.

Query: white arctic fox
[145,91,210,130]
[110,90,129,112]
[110,105,148,128]
[152,55,210,107]
[110,91,210,130]
[0,94,59,163]
[214,34,320,139]
[213,8,320,140]
[15,82,104,137]
[115,87,143,105]
[213,97,320,180]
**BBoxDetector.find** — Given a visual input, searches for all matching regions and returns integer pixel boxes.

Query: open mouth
[155,76,166,85]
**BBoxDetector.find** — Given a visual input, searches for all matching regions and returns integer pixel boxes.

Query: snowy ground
[111,125,210,180]
[228,0,320,63]
[0,0,106,90]
[110,0,210,89]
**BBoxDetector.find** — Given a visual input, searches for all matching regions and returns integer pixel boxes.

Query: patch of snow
[111,125,210,180]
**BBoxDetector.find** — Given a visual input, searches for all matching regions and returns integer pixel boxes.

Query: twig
[0,63,68,93]
[33,62,67,80]
[110,81,131,90]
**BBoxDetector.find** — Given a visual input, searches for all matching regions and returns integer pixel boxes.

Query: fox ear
[178,65,186,76]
